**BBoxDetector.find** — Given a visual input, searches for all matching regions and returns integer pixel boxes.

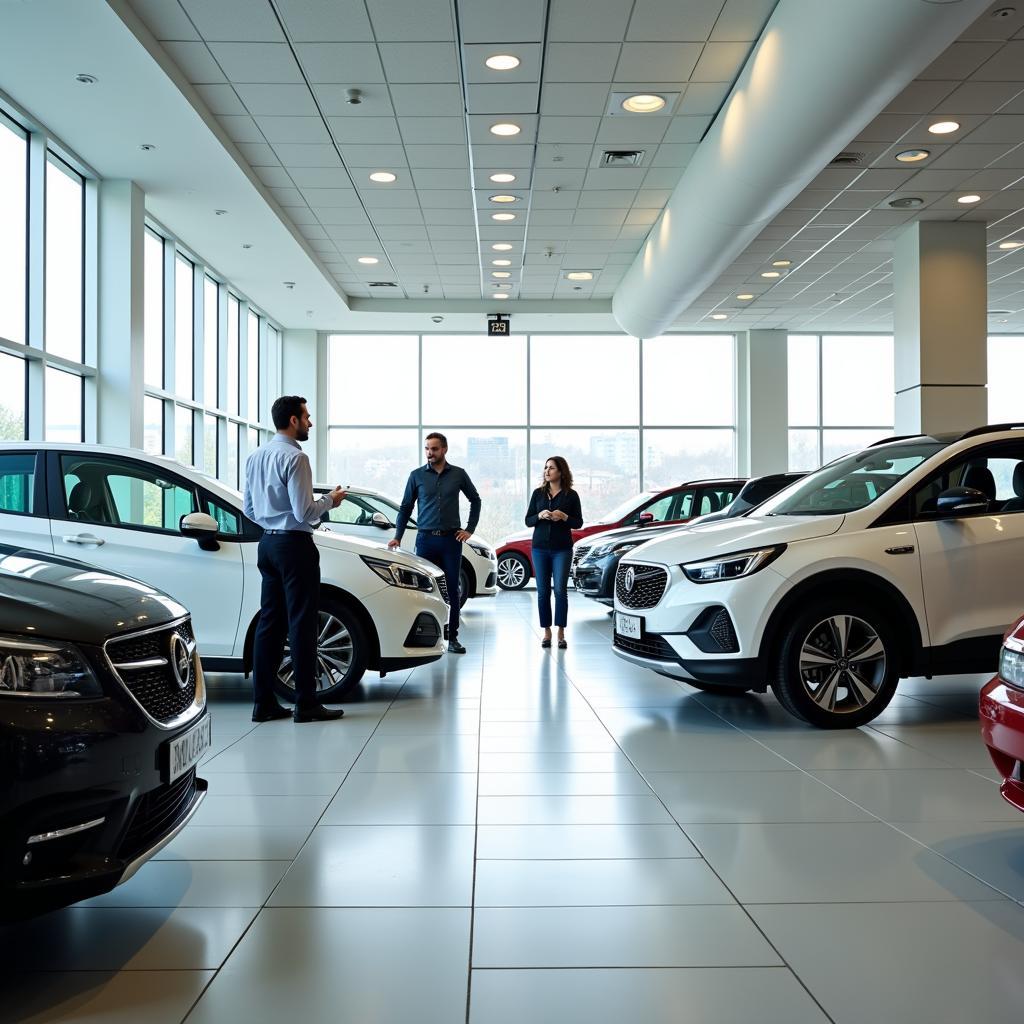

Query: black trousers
[252,532,321,711]
[416,532,462,641]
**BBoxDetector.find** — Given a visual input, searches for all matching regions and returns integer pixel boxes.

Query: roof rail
[868,434,921,447]
[959,423,1024,440]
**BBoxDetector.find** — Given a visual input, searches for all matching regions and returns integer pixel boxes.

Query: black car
[573,473,804,605]
[0,545,210,919]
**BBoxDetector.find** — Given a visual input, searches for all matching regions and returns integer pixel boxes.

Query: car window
[640,493,677,523]
[328,496,375,525]
[204,494,244,535]
[0,453,36,515]
[912,444,1024,517]
[61,455,198,533]
[697,486,739,516]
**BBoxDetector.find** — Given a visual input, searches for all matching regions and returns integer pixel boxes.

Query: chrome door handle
[64,534,105,546]
[884,545,914,555]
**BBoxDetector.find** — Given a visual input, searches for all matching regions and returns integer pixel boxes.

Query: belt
[263,528,311,535]
[426,529,458,536]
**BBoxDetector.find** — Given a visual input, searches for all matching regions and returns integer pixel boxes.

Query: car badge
[624,567,636,593]
[169,633,192,690]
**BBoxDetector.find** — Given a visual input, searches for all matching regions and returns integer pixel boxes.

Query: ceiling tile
[538,116,601,144]
[415,168,473,189]
[268,186,304,205]
[254,165,294,188]
[662,116,711,143]
[583,168,646,189]
[691,41,751,82]
[651,143,698,166]
[940,80,1024,114]
[217,114,264,143]
[273,143,343,167]
[234,84,318,116]
[207,42,303,84]
[391,84,465,117]
[534,143,595,168]
[236,141,279,165]
[962,114,1024,144]
[928,143,1017,169]
[398,117,466,145]
[883,79,958,114]
[677,81,731,114]
[573,208,628,226]
[641,167,685,188]
[162,41,226,83]
[531,168,587,190]
[130,0,201,40]
[294,43,385,84]
[405,145,471,168]
[254,115,331,143]
[531,189,582,209]
[614,43,703,83]
[972,40,1024,81]
[304,188,360,207]
[627,0,723,41]
[544,43,622,82]
[463,44,543,84]
[710,0,776,42]
[416,190,473,209]
[466,83,541,116]
[540,82,612,116]
[378,42,460,83]
[365,0,454,41]
[328,117,403,144]
[194,83,249,116]
[289,167,357,188]
[919,41,1001,80]
[547,0,632,42]
[178,0,285,42]
[275,0,374,42]
[338,143,408,167]
[460,0,546,43]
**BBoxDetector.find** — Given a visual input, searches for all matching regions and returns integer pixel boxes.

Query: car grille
[437,577,450,604]
[106,620,199,725]
[572,545,592,568]
[615,564,668,609]
[118,768,199,861]
[614,632,677,662]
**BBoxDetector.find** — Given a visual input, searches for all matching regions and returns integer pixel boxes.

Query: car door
[0,450,52,554]
[911,441,1024,662]
[47,451,245,657]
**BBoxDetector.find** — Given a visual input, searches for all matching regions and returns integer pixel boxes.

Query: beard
[296,426,309,442]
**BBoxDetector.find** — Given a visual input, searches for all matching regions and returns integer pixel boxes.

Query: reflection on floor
[4,590,1024,1023]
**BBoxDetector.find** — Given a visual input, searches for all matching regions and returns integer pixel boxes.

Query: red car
[494,478,745,590]
[980,615,1024,814]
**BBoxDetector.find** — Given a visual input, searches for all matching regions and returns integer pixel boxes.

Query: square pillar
[738,330,788,476]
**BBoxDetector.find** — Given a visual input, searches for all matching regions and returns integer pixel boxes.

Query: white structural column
[893,221,987,435]
[737,330,788,476]
[96,179,145,448]
[281,328,320,473]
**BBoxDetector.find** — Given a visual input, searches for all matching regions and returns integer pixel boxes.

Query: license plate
[616,612,642,639]
[164,714,212,783]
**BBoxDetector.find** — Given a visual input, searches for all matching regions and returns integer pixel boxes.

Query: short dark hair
[272,395,307,430]
[425,431,448,448]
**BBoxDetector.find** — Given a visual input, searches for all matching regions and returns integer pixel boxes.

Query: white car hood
[312,528,442,575]
[624,513,845,564]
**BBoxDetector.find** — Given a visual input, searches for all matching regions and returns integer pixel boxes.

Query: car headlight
[361,555,434,591]
[681,545,786,584]
[999,645,1024,688]
[0,634,103,697]
[591,540,642,560]
[469,543,494,560]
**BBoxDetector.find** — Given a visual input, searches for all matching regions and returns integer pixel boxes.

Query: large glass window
[329,335,418,425]
[227,295,240,415]
[643,335,734,426]
[175,405,193,466]
[247,309,259,419]
[204,414,218,476]
[0,353,26,441]
[174,255,194,398]
[989,336,1024,424]
[327,428,419,500]
[0,114,27,346]
[44,157,83,362]
[44,367,82,442]
[144,230,164,389]
[643,429,736,491]
[422,336,526,425]
[143,395,163,455]
[204,276,218,406]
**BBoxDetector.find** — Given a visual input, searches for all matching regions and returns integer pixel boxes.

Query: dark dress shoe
[252,704,292,722]
[448,640,467,654]
[541,637,552,648]
[293,704,345,723]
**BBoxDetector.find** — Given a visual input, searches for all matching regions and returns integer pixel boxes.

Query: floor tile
[479,751,635,772]
[355,733,479,771]
[750,901,1024,1024]
[468,967,830,1024]
[0,971,215,1024]
[321,771,478,824]
[616,733,794,772]
[866,723,994,769]
[268,825,475,906]
[195,772,344,795]
[477,793,673,825]
[477,771,651,796]
[186,908,470,1024]
[478,733,618,752]
[474,858,735,906]
[192,794,332,829]
[476,824,699,860]
[472,906,782,968]
[748,730,954,770]
[684,822,1004,903]
[154,826,311,861]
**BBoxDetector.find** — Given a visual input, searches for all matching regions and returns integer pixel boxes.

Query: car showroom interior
[3,0,1024,1021]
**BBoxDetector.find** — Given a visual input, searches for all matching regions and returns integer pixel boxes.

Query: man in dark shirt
[389,432,481,654]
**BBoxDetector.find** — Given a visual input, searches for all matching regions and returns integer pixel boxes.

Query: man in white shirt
[243,396,345,723]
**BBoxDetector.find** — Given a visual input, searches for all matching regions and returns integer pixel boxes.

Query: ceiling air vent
[600,150,645,167]
[830,151,865,166]
[368,281,398,288]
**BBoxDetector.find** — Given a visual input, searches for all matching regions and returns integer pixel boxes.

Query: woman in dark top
[525,456,584,649]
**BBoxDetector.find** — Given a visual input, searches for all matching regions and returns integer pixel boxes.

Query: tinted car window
[204,494,244,535]
[912,444,1024,517]
[0,453,36,515]
[640,493,676,522]
[696,486,739,516]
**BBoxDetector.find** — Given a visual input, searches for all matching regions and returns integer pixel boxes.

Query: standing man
[389,432,481,654]
[243,395,346,723]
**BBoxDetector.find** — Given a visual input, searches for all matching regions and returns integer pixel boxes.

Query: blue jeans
[533,546,571,629]
[416,532,462,641]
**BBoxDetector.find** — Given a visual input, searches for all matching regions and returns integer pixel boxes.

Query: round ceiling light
[492,271,511,278]
[710,313,728,320]
[958,194,982,204]
[566,271,593,281]
[928,120,960,135]
[998,240,1024,249]
[369,171,397,183]
[490,122,521,137]
[760,271,781,279]
[896,149,930,163]
[490,173,516,183]
[75,73,98,85]
[737,293,754,300]
[492,259,512,266]
[489,194,519,203]
[772,259,792,267]
[493,292,510,299]
[491,212,516,221]
[492,242,513,251]
[357,256,379,265]
[621,93,666,114]
[888,196,924,208]
[485,54,520,71]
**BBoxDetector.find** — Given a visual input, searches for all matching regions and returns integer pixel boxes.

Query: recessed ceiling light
[710,313,728,320]
[958,194,982,204]
[621,93,667,114]
[737,293,754,300]
[492,243,513,251]
[896,149,930,163]
[888,196,924,208]
[566,271,593,281]
[489,194,519,203]
[760,271,781,279]
[485,54,520,71]
[492,259,512,266]
[369,171,397,183]
[999,240,1024,249]
[491,212,516,221]
[490,123,521,137]
[772,259,791,267]
[492,271,511,278]
[493,293,510,300]
[357,256,379,264]
[75,73,97,85]
[928,120,960,135]
[139,143,157,152]
[490,173,516,183]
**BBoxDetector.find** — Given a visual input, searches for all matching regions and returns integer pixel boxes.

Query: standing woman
[525,456,584,649]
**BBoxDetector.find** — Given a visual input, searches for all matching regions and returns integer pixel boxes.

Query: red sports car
[494,478,745,590]
[980,615,1024,814]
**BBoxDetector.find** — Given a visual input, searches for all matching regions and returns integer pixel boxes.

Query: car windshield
[760,441,946,516]
[596,491,656,524]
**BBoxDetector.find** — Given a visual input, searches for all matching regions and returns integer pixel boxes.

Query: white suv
[613,426,1024,728]
[314,484,498,607]
[0,444,451,702]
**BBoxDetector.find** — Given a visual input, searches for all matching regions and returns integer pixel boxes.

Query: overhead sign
[487,315,509,336]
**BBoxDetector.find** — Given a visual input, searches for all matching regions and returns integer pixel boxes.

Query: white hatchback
[314,485,498,607]
[614,426,1024,728]
[0,443,451,701]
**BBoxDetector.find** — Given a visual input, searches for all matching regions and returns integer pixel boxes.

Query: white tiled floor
[4,590,1024,1023]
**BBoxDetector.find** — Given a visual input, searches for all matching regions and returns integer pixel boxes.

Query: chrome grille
[572,545,592,568]
[437,576,450,604]
[615,563,668,609]
[106,620,200,725]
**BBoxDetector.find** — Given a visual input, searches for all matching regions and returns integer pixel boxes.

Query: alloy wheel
[798,614,887,715]
[278,611,353,695]
[497,556,527,589]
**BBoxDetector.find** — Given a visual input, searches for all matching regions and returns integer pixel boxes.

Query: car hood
[312,527,443,576]
[622,513,845,564]
[0,546,188,645]
[578,522,687,549]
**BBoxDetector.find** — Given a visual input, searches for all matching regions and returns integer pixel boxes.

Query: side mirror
[638,511,655,525]
[180,511,220,550]
[935,487,989,518]
[371,511,392,530]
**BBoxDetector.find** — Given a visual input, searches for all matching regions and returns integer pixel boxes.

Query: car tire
[273,598,368,703]
[496,552,530,590]
[459,566,471,608]
[771,599,900,728]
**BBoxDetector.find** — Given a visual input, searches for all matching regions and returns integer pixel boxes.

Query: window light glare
[621,93,666,114]
[566,271,593,281]
[490,122,521,137]
[492,242,513,251]
[896,149,930,163]
[957,194,981,204]
[491,212,516,221]
[928,120,960,135]
[369,171,397,183]
[357,256,379,265]
[485,54,520,71]
[490,173,516,183]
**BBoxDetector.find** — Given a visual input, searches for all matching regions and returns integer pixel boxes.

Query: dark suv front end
[0,546,209,919]
[573,522,685,605]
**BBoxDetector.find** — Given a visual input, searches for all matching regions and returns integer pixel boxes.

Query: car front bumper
[980,676,1024,814]
[574,557,616,604]
[367,581,450,666]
